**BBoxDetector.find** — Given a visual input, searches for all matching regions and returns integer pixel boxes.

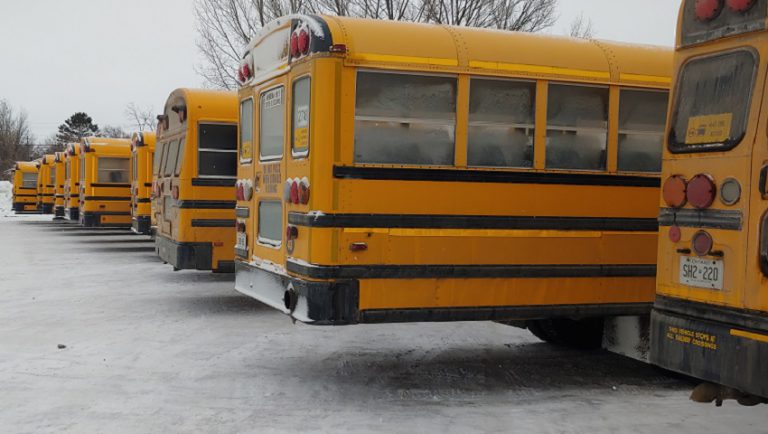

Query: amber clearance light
[663,175,687,208]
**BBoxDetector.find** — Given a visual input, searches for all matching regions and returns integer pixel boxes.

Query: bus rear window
[199,124,237,177]
[258,201,282,246]
[618,89,668,173]
[153,141,166,176]
[22,172,37,188]
[98,158,129,183]
[670,50,757,153]
[354,72,456,166]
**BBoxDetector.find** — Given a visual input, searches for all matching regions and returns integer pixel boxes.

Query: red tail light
[688,174,716,209]
[695,0,723,21]
[236,181,244,201]
[172,185,179,200]
[663,176,688,208]
[286,225,298,240]
[298,178,310,205]
[290,32,300,57]
[242,63,251,79]
[727,0,756,12]
[289,180,299,204]
[298,29,310,55]
[237,68,245,83]
[692,231,714,256]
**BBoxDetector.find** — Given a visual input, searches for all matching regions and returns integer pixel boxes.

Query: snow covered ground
[0,180,13,216]
[0,216,765,433]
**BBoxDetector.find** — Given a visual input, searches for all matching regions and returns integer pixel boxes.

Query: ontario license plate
[679,256,724,290]
[236,232,247,250]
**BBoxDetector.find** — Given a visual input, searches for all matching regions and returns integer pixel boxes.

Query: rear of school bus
[12,161,38,213]
[53,152,66,219]
[154,89,238,273]
[234,16,671,341]
[131,131,156,235]
[37,155,55,214]
[78,137,132,227]
[651,0,768,403]
[63,143,80,221]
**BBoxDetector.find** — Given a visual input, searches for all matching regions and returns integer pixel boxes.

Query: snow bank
[0,181,12,216]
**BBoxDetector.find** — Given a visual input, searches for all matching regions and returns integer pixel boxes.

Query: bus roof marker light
[290,32,300,58]
[688,174,717,209]
[663,175,688,208]
[726,0,756,12]
[695,0,724,21]
[298,28,310,55]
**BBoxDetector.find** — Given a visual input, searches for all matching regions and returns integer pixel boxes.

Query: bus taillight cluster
[695,0,756,21]
[283,177,309,205]
[663,174,741,209]
[289,26,310,59]
[235,179,253,201]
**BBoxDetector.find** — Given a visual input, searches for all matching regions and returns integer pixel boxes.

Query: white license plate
[236,232,247,250]
[679,256,724,290]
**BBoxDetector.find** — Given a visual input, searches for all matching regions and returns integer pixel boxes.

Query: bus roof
[14,161,38,172]
[131,131,156,149]
[241,15,672,87]
[158,88,238,136]
[41,154,55,165]
[80,137,131,154]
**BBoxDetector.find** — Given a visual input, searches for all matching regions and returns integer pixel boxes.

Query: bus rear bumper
[81,211,131,228]
[53,206,65,219]
[131,216,152,235]
[156,234,213,271]
[13,202,38,213]
[65,207,80,221]
[234,260,358,325]
[40,203,53,214]
[651,298,768,399]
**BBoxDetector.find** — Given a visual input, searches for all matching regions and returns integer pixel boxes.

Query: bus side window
[98,157,130,183]
[468,78,535,168]
[260,87,285,161]
[164,139,180,177]
[153,141,165,177]
[174,138,185,176]
[546,84,609,171]
[354,72,456,166]
[22,172,36,188]
[618,89,668,173]
[199,124,237,177]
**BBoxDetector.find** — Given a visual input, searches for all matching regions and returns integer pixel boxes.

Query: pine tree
[55,112,99,148]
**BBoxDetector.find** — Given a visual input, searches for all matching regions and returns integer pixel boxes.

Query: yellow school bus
[233,15,672,345]
[12,161,39,213]
[63,142,81,220]
[130,131,156,235]
[154,89,238,272]
[78,137,132,227]
[53,152,66,219]
[651,0,768,403]
[36,154,55,214]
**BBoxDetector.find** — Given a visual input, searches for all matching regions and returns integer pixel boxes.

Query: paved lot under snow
[0,215,765,433]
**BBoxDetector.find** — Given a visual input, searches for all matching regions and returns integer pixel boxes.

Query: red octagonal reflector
[695,0,723,21]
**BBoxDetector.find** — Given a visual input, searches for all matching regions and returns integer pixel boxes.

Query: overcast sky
[0,0,681,142]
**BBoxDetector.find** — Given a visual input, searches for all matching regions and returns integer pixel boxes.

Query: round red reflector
[663,175,687,208]
[692,231,714,256]
[727,0,756,12]
[290,33,300,57]
[298,29,310,55]
[669,226,682,243]
[289,180,299,204]
[695,0,723,21]
[688,174,716,209]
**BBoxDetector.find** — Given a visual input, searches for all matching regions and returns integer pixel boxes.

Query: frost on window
[292,77,311,155]
[546,84,608,171]
[240,99,254,161]
[164,139,180,176]
[97,157,129,183]
[260,87,285,160]
[258,200,282,246]
[153,142,166,176]
[199,124,237,177]
[50,167,56,185]
[22,172,37,188]
[468,79,535,168]
[618,90,668,173]
[354,72,456,166]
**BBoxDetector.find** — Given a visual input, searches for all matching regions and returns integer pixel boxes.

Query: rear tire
[527,317,605,349]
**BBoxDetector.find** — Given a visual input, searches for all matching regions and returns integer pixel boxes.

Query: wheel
[527,317,605,349]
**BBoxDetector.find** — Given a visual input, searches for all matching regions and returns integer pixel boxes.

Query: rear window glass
[354,72,456,166]
[164,139,180,176]
[618,90,669,173]
[468,78,535,168]
[153,141,166,176]
[258,201,282,246]
[50,167,56,185]
[22,172,37,188]
[199,124,237,177]
[97,157,129,183]
[292,77,311,156]
[260,87,285,160]
[240,99,254,161]
[546,84,609,171]
[670,50,757,152]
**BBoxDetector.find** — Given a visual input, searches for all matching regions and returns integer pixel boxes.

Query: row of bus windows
[153,124,238,179]
[74,157,130,184]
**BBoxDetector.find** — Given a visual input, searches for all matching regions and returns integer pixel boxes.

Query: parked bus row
[9,6,767,405]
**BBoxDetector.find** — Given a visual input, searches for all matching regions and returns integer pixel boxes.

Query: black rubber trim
[13,194,37,197]
[655,295,768,333]
[236,207,250,218]
[658,208,743,230]
[143,182,153,187]
[90,183,131,188]
[191,178,236,187]
[136,198,151,203]
[286,260,656,280]
[176,200,236,209]
[288,212,658,231]
[83,196,131,201]
[82,211,131,216]
[333,166,661,187]
[191,219,236,228]
[361,302,652,323]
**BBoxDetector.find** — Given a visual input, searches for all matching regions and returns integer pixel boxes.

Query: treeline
[0,100,37,181]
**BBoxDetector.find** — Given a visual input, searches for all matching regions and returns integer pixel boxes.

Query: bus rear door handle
[760,164,768,199]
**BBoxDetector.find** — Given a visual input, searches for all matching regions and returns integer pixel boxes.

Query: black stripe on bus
[286,260,656,280]
[191,178,236,187]
[236,207,250,218]
[655,296,768,333]
[658,208,742,231]
[176,200,236,209]
[143,182,153,187]
[90,183,131,188]
[14,194,37,197]
[191,219,237,228]
[136,198,151,203]
[81,211,131,216]
[333,166,661,187]
[83,196,131,201]
[288,212,658,232]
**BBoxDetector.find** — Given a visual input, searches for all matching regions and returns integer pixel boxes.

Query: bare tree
[569,11,594,39]
[125,103,156,132]
[0,100,37,180]
[99,125,131,139]
[194,0,559,89]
